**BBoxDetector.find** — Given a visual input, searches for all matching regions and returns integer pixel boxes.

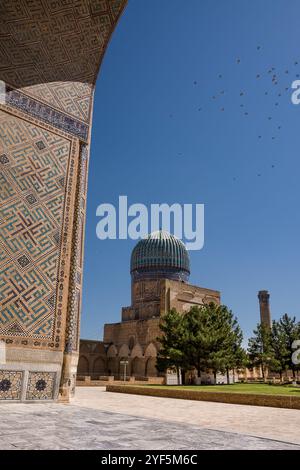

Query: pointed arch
[118,344,130,357]
[107,344,118,357]
[131,343,143,358]
[144,342,157,357]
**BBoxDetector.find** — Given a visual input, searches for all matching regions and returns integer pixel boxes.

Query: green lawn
[140,383,300,396]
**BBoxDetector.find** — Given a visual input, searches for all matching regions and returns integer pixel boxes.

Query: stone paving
[0,387,300,450]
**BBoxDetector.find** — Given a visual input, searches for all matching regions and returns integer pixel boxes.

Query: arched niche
[93,357,105,374]
[118,344,130,357]
[144,342,157,358]
[131,343,143,358]
[107,344,118,358]
[77,356,89,375]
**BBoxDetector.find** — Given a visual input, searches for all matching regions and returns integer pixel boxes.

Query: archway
[145,357,158,377]
[0,1,128,403]
[77,356,89,376]
[131,357,146,378]
[93,357,105,376]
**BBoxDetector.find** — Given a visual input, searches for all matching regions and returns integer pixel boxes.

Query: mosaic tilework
[0,110,71,342]
[26,371,56,400]
[0,370,23,400]
[0,0,127,121]
[65,144,89,353]
[6,88,89,141]
[0,0,127,399]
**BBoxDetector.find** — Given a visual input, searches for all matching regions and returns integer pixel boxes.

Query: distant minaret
[258,290,272,328]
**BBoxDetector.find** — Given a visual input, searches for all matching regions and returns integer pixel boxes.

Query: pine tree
[183,303,245,383]
[277,313,300,379]
[248,323,275,380]
[271,319,290,382]
[156,309,187,382]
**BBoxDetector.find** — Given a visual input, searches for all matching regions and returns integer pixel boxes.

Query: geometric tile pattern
[0,370,23,400]
[6,88,89,141]
[0,0,127,399]
[65,144,89,352]
[0,0,127,122]
[0,111,71,340]
[26,371,56,400]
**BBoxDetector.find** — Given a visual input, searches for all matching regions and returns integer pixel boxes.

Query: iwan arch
[0,0,128,402]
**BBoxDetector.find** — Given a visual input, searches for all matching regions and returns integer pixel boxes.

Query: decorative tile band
[65,143,89,353]
[6,88,89,142]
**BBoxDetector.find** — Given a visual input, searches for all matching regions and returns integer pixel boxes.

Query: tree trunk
[197,362,201,378]
[181,369,186,385]
[213,370,217,385]
[226,367,230,384]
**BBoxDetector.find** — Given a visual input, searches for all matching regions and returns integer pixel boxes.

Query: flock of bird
[172,45,297,180]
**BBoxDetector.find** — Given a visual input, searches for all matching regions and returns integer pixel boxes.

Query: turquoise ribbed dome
[130,231,190,282]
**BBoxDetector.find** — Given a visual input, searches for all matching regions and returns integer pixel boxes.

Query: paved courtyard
[0,387,300,450]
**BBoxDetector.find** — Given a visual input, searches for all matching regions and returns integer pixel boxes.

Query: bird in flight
[236,58,241,64]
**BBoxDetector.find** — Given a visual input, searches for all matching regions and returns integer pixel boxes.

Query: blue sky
[81,0,300,343]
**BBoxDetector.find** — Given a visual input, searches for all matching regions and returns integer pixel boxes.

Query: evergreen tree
[248,323,275,379]
[271,319,290,382]
[156,309,187,382]
[183,303,245,383]
[277,313,300,379]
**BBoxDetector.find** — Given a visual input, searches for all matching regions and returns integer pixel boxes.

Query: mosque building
[78,231,220,379]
